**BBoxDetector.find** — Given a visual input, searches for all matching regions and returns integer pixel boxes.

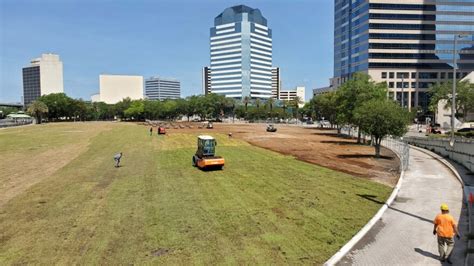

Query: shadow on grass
[338,154,394,160]
[357,194,432,224]
[303,127,336,131]
[320,140,360,146]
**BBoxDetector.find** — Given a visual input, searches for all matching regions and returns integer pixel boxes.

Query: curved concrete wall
[405,137,474,173]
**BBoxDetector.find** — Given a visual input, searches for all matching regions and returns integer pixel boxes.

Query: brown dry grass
[0,122,114,207]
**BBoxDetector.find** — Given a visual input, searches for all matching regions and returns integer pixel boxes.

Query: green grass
[0,123,391,264]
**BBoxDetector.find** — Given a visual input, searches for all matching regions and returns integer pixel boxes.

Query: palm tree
[255,98,261,109]
[291,96,303,119]
[267,97,275,112]
[281,100,288,114]
[27,100,48,124]
[266,97,275,121]
[243,96,250,112]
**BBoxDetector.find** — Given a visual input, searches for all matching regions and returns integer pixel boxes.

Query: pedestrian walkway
[339,147,466,265]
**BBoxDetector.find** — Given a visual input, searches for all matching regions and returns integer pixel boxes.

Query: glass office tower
[333,0,474,111]
[210,5,273,99]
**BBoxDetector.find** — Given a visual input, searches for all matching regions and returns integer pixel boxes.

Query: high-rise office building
[145,77,180,100]
[210,5,273,99]
[333,0,474,111]
[271,67,281,99]
[22,53,64,106]
[202,66,212,95]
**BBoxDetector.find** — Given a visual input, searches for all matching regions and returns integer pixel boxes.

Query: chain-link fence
[381,137,410,171]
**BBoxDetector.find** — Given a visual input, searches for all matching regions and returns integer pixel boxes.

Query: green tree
[71,99,88,121]
[223,97,236,121]
[266,97,276,120]
[311,92,339,129]
[124,100,145,120]
[429,80,474,122]
[0,107,19,118]
[114,98,132,119]
[176,99,189,120]
[355,99,410,157]
[336,73,387,142]
[243,96,250,112]
[38,93,74,121]
[290,96,303,119]
[255,98,261,110]
[27,101,48,124]
[281,100,289,115]
[93,102,115,120]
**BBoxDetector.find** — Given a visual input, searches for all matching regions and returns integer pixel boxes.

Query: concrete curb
[410,145,471,266]
[324,152,406,265]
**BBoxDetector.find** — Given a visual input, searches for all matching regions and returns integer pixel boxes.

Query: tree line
[302,73,412,157]
[26,92,304,124]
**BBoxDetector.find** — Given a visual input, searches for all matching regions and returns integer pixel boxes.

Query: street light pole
[451,35,458,146]
[450,34,468,146]
[401,75,404,108]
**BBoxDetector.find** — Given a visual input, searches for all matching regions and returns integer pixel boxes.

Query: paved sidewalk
[339,147,466,265]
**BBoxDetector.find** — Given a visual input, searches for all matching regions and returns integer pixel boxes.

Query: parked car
[319,120,331,128]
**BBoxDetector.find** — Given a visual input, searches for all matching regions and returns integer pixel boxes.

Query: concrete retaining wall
[405,137,474,173]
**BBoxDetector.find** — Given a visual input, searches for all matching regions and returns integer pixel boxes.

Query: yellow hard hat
[440,203,449,211]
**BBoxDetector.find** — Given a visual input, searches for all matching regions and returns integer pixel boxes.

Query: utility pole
[401,74,405,108]
[451,35,457,146]
[451,34,467,146]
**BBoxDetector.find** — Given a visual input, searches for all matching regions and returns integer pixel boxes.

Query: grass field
[0,123,391,264]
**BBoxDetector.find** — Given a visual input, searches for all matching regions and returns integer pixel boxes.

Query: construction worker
[149,127,153,136]
[114,152,123,168]
[433,203,460,263]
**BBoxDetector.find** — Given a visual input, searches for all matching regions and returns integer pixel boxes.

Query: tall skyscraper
[271,67,281,99]
[333,0,474,111]
[202,66,212,95]
[210,5,273,99]
[145,77,180,100]
[22,53,64,106]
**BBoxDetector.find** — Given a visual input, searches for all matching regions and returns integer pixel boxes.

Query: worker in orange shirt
[433,203,460,263]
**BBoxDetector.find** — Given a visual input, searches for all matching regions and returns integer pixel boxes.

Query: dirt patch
[152,248,171,257]
[154,123,400,187]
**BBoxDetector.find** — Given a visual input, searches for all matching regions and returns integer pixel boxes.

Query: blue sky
[0,0,334,103]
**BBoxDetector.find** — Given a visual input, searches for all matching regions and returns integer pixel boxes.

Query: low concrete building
[95,74,144,104]
[91,93,100,102]
[279,86,305,107]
